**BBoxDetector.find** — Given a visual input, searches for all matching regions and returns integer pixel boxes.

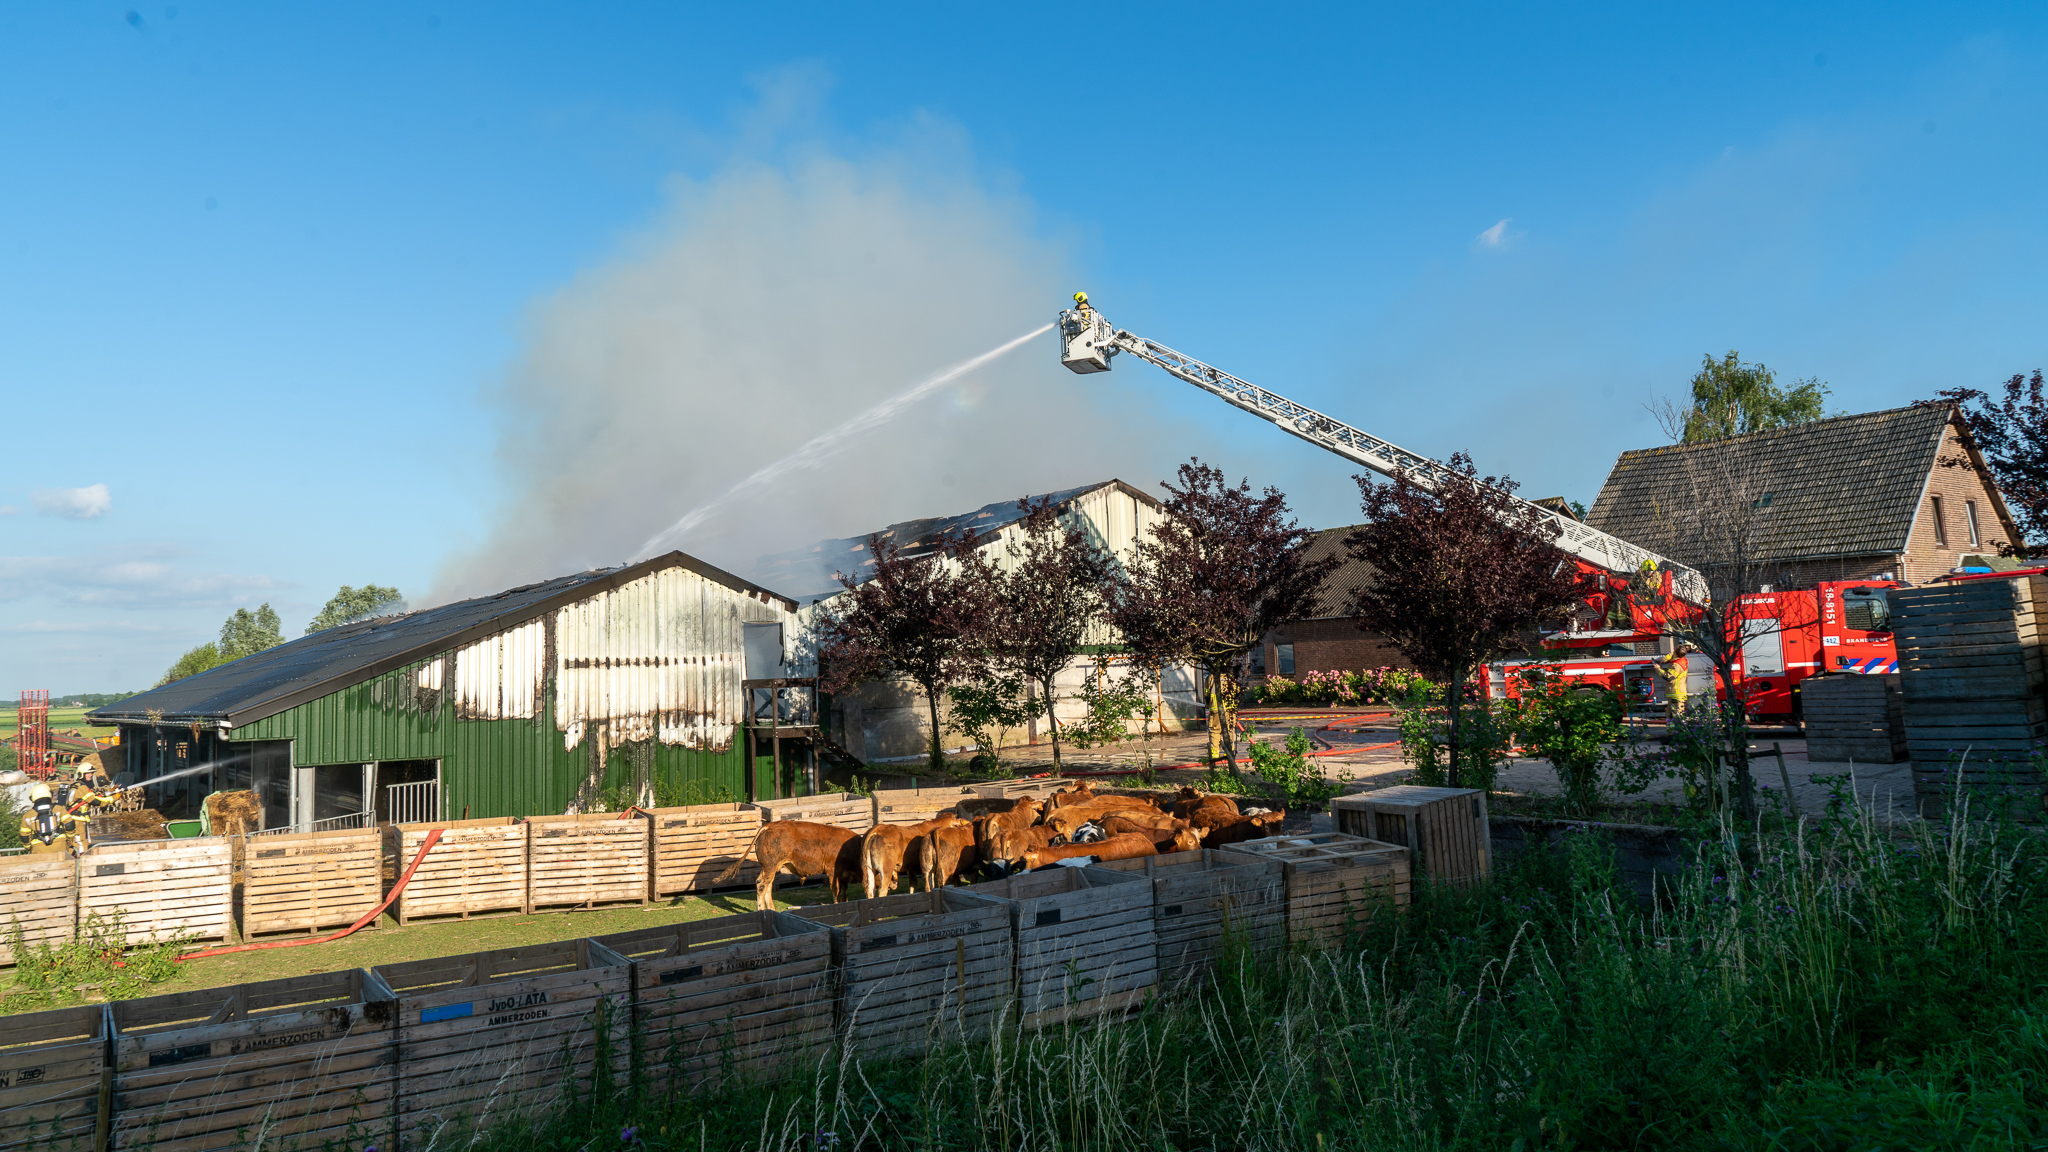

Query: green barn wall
[227,658,748,818]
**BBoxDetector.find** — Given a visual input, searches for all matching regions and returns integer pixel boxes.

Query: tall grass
[475,800,2048,1152]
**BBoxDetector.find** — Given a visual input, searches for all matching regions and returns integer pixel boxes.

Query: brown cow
[1199,810,1287,849]
[1021,832,1159,869]
[987,821,1061,868]
[862,813,960,897]
[1101,813,1204,854]
[1047,782,1097,808]
[1044,797,1164,838]
[978,798,1042,856]
[713,820,863,911]
[923,820,982,890]
[1168,788,1240,822]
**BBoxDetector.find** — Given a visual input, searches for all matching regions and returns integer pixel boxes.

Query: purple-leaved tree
[1345,454,1584,787]
[1112,461,1337,773]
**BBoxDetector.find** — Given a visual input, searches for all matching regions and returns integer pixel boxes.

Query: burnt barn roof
[89,552,797,729]
[752,479,1165,600]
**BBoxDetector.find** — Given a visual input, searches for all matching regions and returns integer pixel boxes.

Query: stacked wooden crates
[1330,786,1490,885]
[1891,577,2048,819]
[1801,673,1907,763]
[1230,833,1411,947]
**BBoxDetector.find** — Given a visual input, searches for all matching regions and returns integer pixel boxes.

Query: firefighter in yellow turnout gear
[18,781,89,853]
[1653,646,1691,715]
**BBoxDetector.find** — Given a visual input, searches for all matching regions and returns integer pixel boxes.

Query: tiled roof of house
[1297,523,1381,620]
[1583,404,1956,564]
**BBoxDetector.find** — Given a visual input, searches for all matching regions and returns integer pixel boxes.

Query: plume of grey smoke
[431,123,1176,604]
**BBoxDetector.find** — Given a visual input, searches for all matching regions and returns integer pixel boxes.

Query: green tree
[219,604,284,661]
[306,584,405,634]
[1673,351,1831,443]
[157,643,226,686]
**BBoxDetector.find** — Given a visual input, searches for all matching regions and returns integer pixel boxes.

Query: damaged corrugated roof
[89,551,797,728]
[752,479,1163,600]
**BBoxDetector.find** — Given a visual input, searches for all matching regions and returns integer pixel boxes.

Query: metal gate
[385,779,441,825]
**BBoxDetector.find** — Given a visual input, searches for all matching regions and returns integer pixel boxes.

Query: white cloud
[33,484,111,519]
[0,620,167,634]
[1475,218,1513,248]
[0,546,281,609]
[0,505,18,516]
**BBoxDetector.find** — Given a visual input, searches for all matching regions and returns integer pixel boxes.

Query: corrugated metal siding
[225,565,797,819]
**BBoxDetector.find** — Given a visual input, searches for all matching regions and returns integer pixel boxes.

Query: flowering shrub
[1252,666,1430,706]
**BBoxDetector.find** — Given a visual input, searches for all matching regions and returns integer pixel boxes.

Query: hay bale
[204,789,262,837]
[93,809,169,843]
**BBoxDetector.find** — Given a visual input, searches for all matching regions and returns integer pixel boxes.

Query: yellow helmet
[1073,291,1088,304]
[29,782,51,803]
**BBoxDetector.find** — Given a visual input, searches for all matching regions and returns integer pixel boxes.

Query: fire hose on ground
[170,828,446,962]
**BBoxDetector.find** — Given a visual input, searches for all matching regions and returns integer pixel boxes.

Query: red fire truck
[1491,579,1900,720]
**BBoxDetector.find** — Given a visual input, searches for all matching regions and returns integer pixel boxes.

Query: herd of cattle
[714,782,1289,911]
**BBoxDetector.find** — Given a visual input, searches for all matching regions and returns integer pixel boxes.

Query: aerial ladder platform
[1055,300,1710,619]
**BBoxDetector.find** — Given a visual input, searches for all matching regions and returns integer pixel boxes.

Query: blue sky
[4,3,2045,692]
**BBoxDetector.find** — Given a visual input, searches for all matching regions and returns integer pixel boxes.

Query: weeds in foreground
[459,798,2048,1151]
[6,911,187,1007]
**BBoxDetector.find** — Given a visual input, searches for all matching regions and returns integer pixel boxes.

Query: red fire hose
[173,828,446,961]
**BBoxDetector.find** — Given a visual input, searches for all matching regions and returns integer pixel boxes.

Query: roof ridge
[1612,401,1951,461]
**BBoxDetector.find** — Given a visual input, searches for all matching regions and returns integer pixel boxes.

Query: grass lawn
[0,705,120,740]
[0,880,848,1016]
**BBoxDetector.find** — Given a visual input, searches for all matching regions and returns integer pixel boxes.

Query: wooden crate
[594,912,834,1092]
[964,866,1156,1029]
[649,802,764,896]
[1331,786,1489,885]
[970,778,1077,802]
[792,889,1015,1058]
[0,854,76,966]
[241,827,384,938]
[376,939,632,1150]
[1228,833,1412,948]
[83,839,233,946]
[393,817,529,925]
[871,786,971,826]
[1801,673,1907,763]
[526,812,652,911]
[1094,849,1286,975]
[109,970,398,1152]
[0,1004,108,1152]
[758,792,874,831]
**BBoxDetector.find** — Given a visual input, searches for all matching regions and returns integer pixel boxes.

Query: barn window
[1931,496,1948,547]
[1276,644,1295,676]
[1966,500,1981,548]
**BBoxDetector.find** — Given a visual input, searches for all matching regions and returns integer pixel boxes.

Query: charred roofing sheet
[1583,404,1954,563]
[89,551,795,728]
[752,479,1161,600]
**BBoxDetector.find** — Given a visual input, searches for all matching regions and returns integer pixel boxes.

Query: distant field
[0,705,120,740]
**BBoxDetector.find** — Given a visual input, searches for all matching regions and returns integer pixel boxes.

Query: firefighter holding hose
[18,782,87,852]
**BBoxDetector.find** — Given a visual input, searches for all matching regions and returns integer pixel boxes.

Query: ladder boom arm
[1061,309,1707,605]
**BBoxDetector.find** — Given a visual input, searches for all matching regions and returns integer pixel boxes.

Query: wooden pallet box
[1093,849,1287,975]
[526,812,652,911]
[392,817,529,924]
[0,854,76,966]
[649,802,764,896]
[758,793,875,832]
[1228,833,1412,948]
[109,970,398,1152]
[871,787,971,826]
[1890,579,2048,819]
[970,778,1078,802]
[241,827,384,938]
[1331,787,1490,885]
[1801,673,1907,763]
[0,1004,109,1152]
[82,839,233,946]
[792,889,1015,1058]
[376,939,631,1150]
[964,866,1156,1029]
[592,911,834,1093]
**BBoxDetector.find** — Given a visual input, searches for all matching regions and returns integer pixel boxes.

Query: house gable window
[1931,495,1948,547]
